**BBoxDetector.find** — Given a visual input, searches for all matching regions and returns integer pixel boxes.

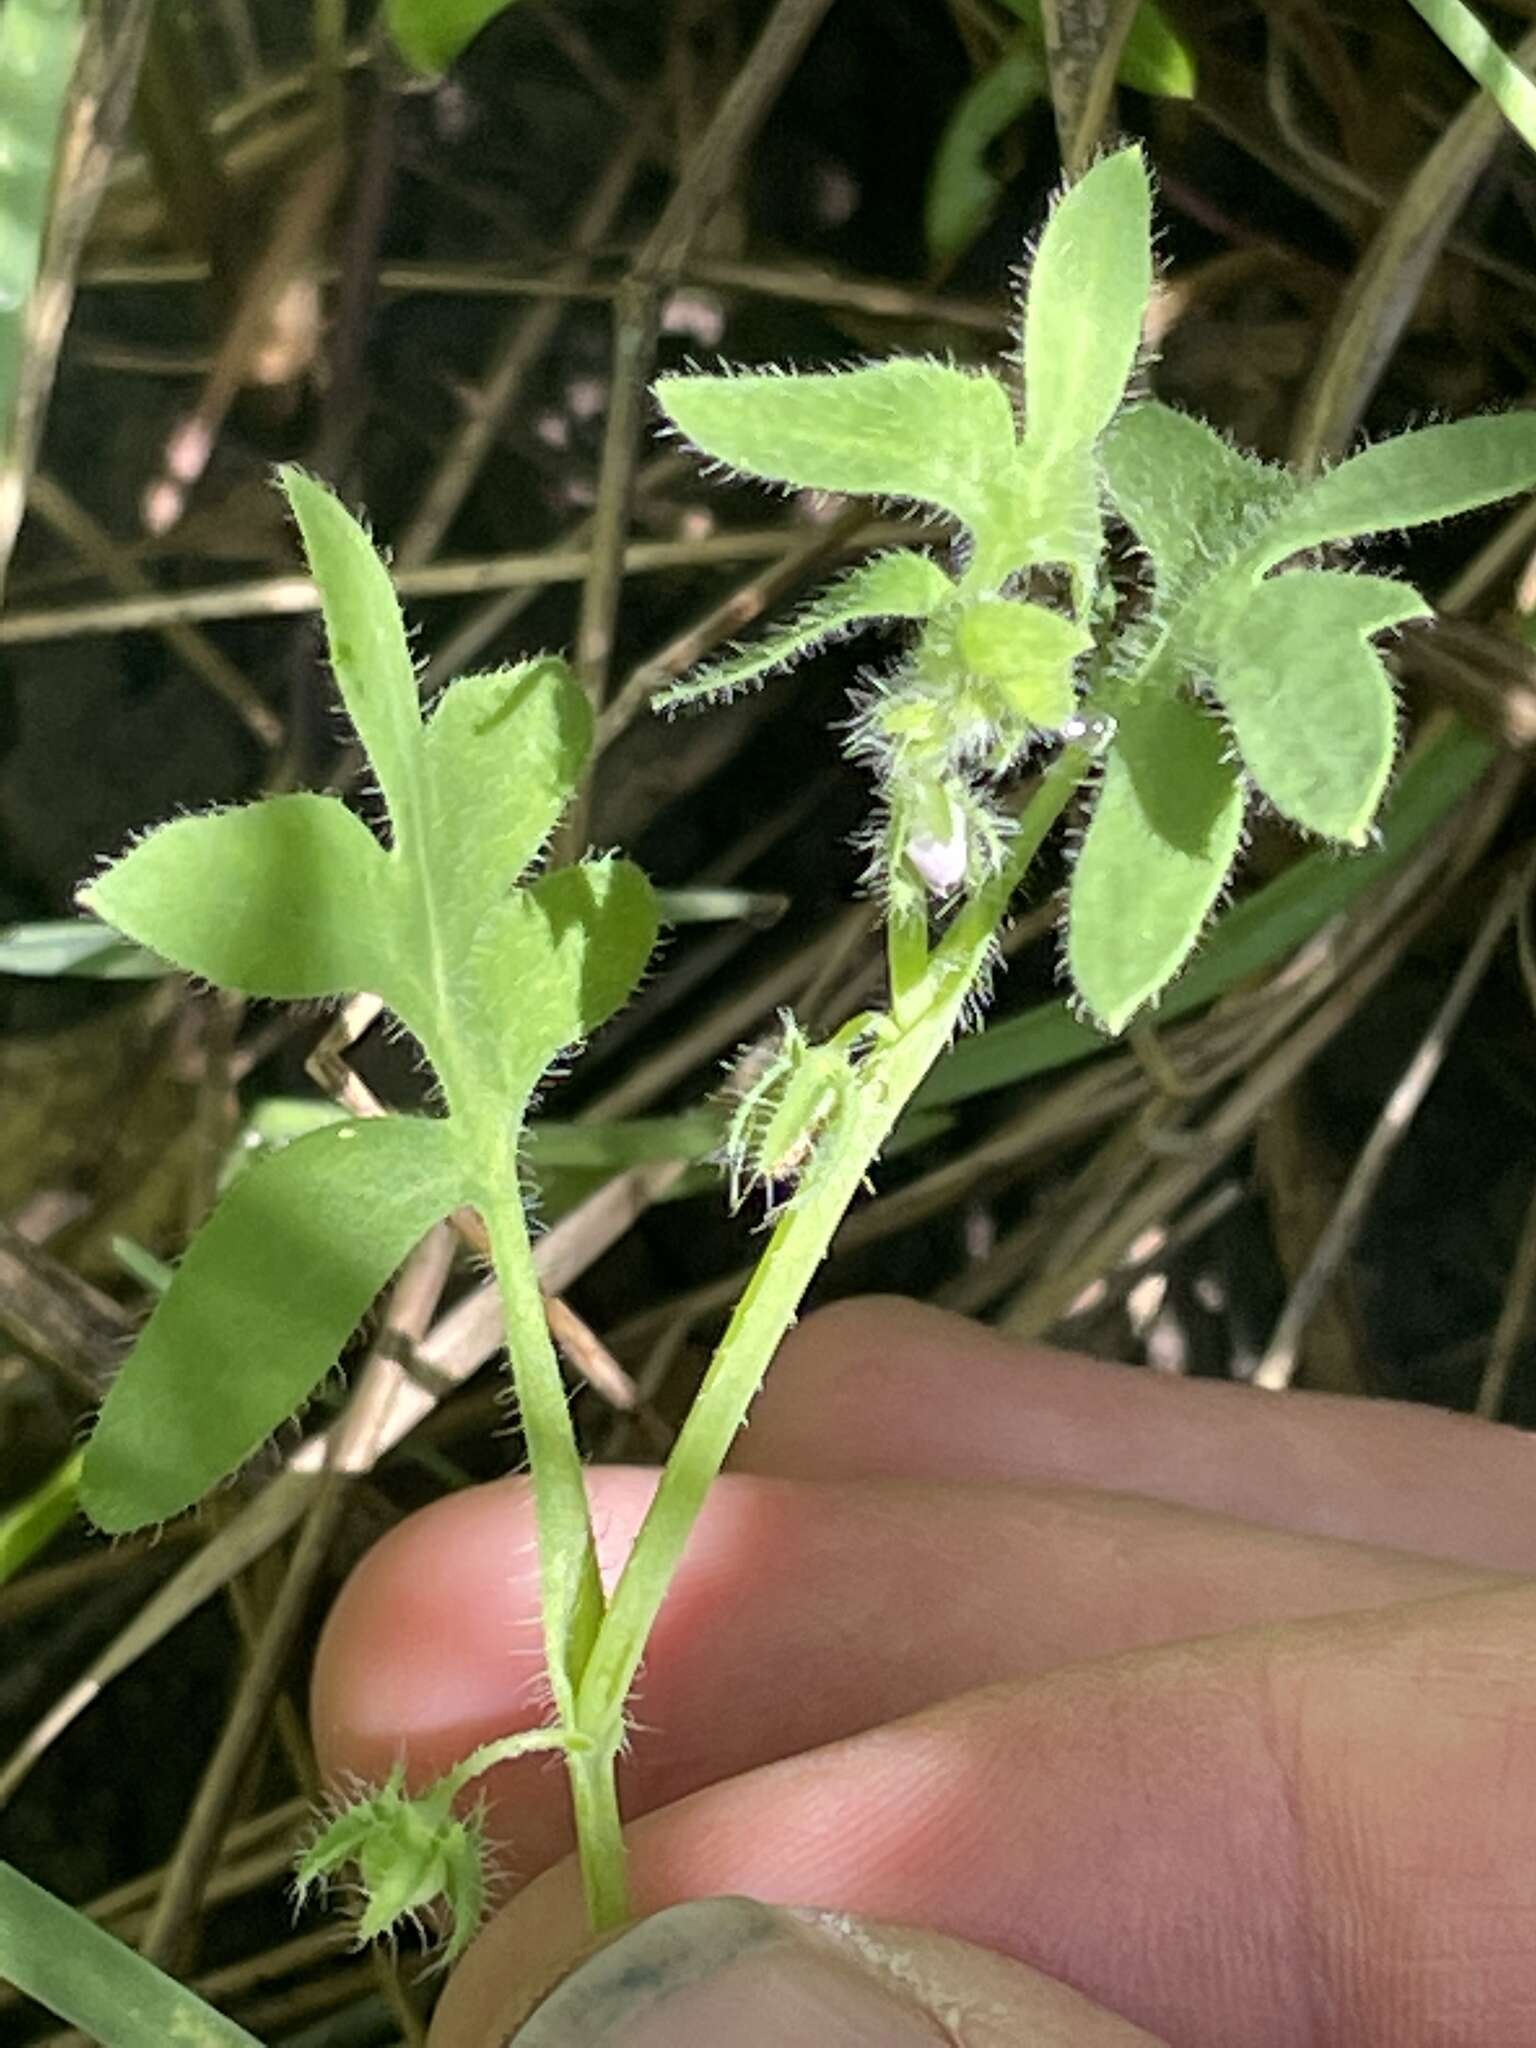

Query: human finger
[479,1896,1165,2048]
[313,1463,1501,1885]
[739,1297,1536,1567]
[431,1581,1536,2048]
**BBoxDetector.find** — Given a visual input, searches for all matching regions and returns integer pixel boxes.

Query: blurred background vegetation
[1,1,1535,2038]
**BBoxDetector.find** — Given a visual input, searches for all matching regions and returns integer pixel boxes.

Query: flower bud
[295,1766,490,1965]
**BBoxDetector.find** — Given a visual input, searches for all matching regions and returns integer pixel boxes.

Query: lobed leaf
[282,468,423,838]
[81,1117,466,1532]
[655,552,955,708]
[653,360,1016,538]
[81,795,393,1002]
[1020,146,1152,461]
[465,857,659,1104]
[1068,693,1244,1032]
[1101,401,1292,598]
[1200,572,1425,843]
[420,659,592,947]
[924,718,1494,1102]
[1258,411,1536,564]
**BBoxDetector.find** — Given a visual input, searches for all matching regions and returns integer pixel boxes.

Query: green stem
[481,1182,625,1921]
[444,1727,582,1798]
[886,900,929,1023]
[569,1739,631,1931]
[576,749,1086,1739]
[479,1183,604,1726]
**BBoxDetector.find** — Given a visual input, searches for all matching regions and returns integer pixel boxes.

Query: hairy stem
[479,1183,604,1725]
[569,1737,631,1930]
[886,900,930,1023]
[574,748,1088,1750]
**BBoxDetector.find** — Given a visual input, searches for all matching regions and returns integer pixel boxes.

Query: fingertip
[310,1478,549,1788]
[738,1294,1082,1482]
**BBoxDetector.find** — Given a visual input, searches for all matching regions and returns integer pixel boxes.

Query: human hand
[310,1297,1536,2045]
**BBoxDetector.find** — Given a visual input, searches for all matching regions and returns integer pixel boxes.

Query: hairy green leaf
[1021,146,1152,460]
[654,360,1016,537]
[922,719,1494,1102]
[81,1117,465,1533]
[1260,412,1536,563]
[282,467,422,834]
[81,795,392,1001]
[1201,573,1424,842]
[421,660,592,945]
[986,447,1106,603]
[1068,694,1244,1032]
[655,551,954,708]
[955,596,1087,726]
[1101,401,1292,598]
[385,0,523,74]
[466,858,659,1103]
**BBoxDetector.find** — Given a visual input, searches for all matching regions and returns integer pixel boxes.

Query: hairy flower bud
[905,793,969,895]
[295,1766,490,1966]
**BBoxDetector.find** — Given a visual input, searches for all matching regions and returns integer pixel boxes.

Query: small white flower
[906,795,968,896]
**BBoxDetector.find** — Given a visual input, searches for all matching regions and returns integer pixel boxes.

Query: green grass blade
[1118,0,1197,96]
[0,918,166,979]
[0,1448,82,1584]
[0,0,83,593]
[0,1859,260,2047]
[1406,0,1536,154]
[925,36,1047,263]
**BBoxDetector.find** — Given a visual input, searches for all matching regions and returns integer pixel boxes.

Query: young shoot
[78,141,1536,1967]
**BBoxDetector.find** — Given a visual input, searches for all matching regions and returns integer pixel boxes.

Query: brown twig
[396,123,652,568]
[0,523,919,643]
[25,473,280,749]
[1291,23,1536,464]
[574,0,838,724]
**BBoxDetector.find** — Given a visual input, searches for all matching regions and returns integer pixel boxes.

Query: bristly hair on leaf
[78,473,660,1536]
